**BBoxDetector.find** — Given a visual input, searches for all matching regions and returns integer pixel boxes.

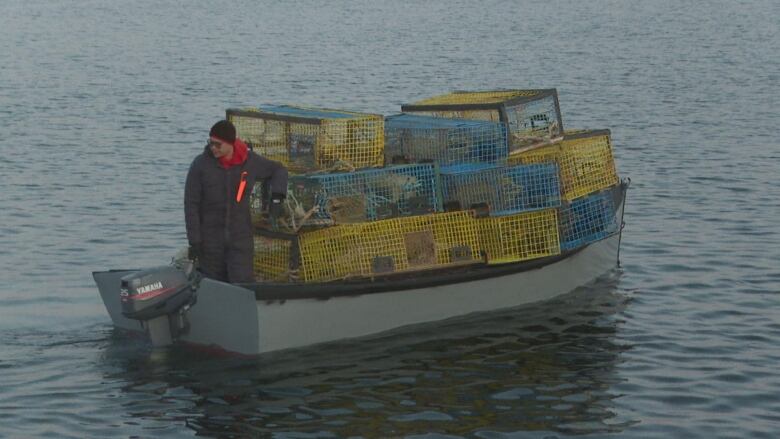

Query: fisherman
[184,120,288,283]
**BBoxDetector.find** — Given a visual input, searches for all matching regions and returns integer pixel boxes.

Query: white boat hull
[94,231,621,355]
[254,232,621,353]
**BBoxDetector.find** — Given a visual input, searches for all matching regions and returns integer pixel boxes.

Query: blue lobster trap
[401,89,563,153]
[559,188,619,251]
[439,163,561,216]
[288,164,441,224]
[384,113,508,167]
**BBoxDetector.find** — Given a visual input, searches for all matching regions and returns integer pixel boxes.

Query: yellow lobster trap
[296,225,364,283]
[227,105,384,174]
[401,89,563,153]
[297,211,481,283]
[253,231,296,282]
[509,129,619,201]
[476,208,561,264]
[256,208,564,280]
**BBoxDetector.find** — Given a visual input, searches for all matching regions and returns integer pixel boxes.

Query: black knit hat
[209,120,236,144]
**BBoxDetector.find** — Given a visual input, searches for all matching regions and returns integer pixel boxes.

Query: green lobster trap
[253,230,297,282]
[509,129,619,201]
[286,164,441,226]
[401,89,563,153]
[227,105,384,174]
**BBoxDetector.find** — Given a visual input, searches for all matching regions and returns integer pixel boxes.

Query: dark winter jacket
[184,145,288,283]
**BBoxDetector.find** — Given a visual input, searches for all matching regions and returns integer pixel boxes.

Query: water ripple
[2,0,780,437]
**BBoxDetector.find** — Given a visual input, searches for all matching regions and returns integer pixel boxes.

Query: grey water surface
[1,0,779,437]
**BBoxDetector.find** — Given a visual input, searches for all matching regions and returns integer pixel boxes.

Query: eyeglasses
[207,139,223,148]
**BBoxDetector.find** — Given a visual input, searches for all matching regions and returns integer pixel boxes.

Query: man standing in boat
[184,120,288,283]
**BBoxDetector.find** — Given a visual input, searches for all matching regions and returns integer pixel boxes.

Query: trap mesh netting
[402,89,563,152]
[287,164,441,225]
[228,105,384,173]
[384,113,508,167]
[439,163,561,215]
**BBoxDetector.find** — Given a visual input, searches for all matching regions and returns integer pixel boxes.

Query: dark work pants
[199,244,254,284]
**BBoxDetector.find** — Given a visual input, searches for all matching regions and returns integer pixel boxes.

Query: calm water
[1,0,779,437]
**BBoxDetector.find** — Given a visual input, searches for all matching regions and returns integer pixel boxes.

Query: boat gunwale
[245,180,627,302]
[241,244,590,302]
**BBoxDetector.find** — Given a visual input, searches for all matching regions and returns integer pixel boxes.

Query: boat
[95,89,629,355]
[93,180,628,355]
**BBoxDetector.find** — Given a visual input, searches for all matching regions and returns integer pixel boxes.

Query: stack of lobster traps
[227,89,621,284]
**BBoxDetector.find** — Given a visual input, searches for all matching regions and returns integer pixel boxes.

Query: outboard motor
[120,259,199,347]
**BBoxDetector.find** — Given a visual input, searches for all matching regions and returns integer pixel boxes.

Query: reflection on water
[100,271,636,437]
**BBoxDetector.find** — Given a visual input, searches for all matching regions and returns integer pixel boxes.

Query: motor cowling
[120,265,195,321]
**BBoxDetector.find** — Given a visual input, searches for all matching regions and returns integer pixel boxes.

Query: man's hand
[188,243,202,261]
[269,193,285,219]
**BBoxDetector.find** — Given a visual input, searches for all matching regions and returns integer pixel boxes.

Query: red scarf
[218,138,249,169]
